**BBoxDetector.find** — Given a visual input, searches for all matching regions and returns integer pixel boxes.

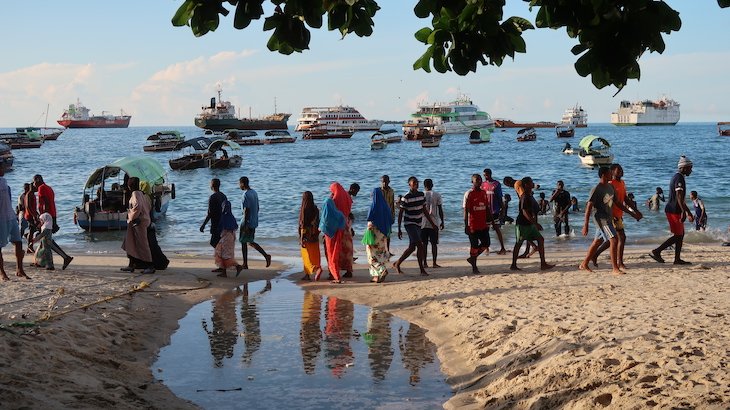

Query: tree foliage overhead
[172,0,729,91]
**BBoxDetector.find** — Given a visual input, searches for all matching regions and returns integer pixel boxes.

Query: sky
[2,1,729,127]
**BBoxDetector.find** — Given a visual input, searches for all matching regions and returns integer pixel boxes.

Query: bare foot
[528,248,539,257]
[16,271,30,280]
[432,263,442,268]
[419,271,429,276]
[540,263,555,271]
[497,249,507,255]
[510,264,521,271]
[0,273,9,281]
[612,269,626,275]
[393,262,404,275]
[265,254,272,268]
[618,264,628,271]
[591,255,598,267]
[578,264,593,272]
[518,253,529,259]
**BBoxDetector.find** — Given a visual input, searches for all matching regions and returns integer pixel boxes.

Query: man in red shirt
[463,174,491,274]
[33,175,73,269]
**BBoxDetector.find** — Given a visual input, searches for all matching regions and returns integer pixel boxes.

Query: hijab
[298,191,318,228]
[367,187,394,235]
[330,182,352,216]
[40,212,53,231]
[319,197,345,238]
[219,200,238,231]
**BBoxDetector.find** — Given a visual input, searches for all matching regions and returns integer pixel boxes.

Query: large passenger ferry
[561,104,588,127]
[295,106,383,132]
[403,95,494,135]
[610,96,680,126]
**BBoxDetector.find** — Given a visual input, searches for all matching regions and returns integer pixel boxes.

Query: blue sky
[2,1,728,126]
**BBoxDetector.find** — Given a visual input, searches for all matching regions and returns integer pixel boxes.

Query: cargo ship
[57,100,131,128]
[610,96,680,126]
[493,119,558,128]
[194,87,290,131]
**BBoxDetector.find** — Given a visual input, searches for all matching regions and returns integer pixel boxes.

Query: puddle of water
[154,279,452,409]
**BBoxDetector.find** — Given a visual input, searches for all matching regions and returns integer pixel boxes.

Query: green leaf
[505,16,534,32]
[574,53,592,77]
[413,50,432,73]
[719,0,730,7]
[171,0,196,27]
[414,27,432,43]
[414,0,436,19]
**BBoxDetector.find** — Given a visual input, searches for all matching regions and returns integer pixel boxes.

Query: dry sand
[1,244,728,409]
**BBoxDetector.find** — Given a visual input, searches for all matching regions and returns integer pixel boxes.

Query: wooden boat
[143,130,185,152]
[516,127,537,142]
[206,139,242,169]
[578,135,613,166]
[263,130,296,144]
[403,121,444,140]
[0,132,43,149]
[420,137,441,148]
[302,128,354,140]
[555,124,575,138]
[468,129,491,143]
[169,137,215,170]
[0,142,14,171]
[375,129,402,143]
[370,131,387,150]
[224,129,264,145]
[16,127,64,141]
[74,157,175,231]
[718,122,730,136]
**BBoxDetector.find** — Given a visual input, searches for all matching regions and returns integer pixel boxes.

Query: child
[570,196,580,212]
[33,212,55,270]
[538,192,550,215]
[690,191,707,231]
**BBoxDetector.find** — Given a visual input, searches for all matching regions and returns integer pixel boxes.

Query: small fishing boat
[16,127,64,141]
[263,130,296,144]
[555,124,575,138]
[0,131,43,149]
[169,137,215,170]
[403,121,444,140]
[206,139,243,169]
[0,142,14,171]
[420,137,441,148]
[376,129,402,143]
[224,129,265,145]
[303,126,354,140]
[516,127,537,142]
[370,131,387,150]
[468,129,491,143]
[562,142,574,155]
[718,122,730,136]
[578,135,614,166]
[74,157,175,230]
[143,130,185,152]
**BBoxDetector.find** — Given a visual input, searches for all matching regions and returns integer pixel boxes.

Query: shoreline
[1,245,729,408]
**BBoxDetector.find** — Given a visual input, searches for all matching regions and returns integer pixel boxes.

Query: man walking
[33,174,73,270]
[481,169,507,254]
[0,159,28,280]
[394,176,436,276]
[239,176,272,269]
[200,178,227,270]
[650,156,694,265]
[549,180,571,236]
[421,178,444,268]
[510,177,553,271]
[464,174,491,274]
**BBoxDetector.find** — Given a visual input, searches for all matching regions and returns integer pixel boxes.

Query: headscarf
[319,197,345,238]
[330,182,352,216]
[299,191,318,228]
[367,188,394,235]
[678,155,693,169]
[40,212,53,231]
[219,200,238,231]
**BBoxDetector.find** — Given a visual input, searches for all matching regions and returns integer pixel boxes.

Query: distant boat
[718,122,730,136]
[610,96,679,126]
[263,130,296,144]
[555,124,575,138]
[370,132,387,150]
[403,120,444,141]
[302,126,354,140]
[494,119,558,128]
[15,127,64,141]
[194,86,290,131]
[468,129,490,143]
[376,129,402,143]
[578,135,613,166]
[143,130,185,152]
[0,131,43,149]
[516,127,537,142]
[57,99,131,128]
[405,94,493,135]
[296,106,382,132]
[420,137,441,148]
[0,142,14,171]
[561,104,588,127]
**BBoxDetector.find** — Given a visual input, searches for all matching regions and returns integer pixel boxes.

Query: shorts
[239,226,256,243]
[516,224,541,241]
[404,224,422,247]
[421,227,439,244]
[613,217,624,230]
[594,217,617,241]
[0,218,22,248]
[666,212,684,235]
[468,229,490,254]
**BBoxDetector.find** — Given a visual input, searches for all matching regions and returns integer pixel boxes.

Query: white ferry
[610,96,680,126]
[403,95,494,135]
[561,104,588,127]
[295,106,383,132]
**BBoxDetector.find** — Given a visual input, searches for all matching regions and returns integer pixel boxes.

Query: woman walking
[320,196,346,283]
[32,213,55,270]
[299,191,323,281]
[363,187,393,283]
[121,177,155,274]
[330,183,354,278]
[214,200,244,277]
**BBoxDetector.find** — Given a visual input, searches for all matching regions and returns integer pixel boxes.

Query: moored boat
[58,99,131,128]
[555,124,575,138]
[194,86,290,131]
[420,137,441,148]
[74,157,175,230]
[561,104,588,127]
[225,129,265,145]
[370,131,388,150]
[295,106,383,132]
[610,96,679,126]
[405,94,493,135]
[578,135,613,166]
[0,142,14,171]
[169,137,215,170]
[403,121,444,140]
[494,119,558,128]
[516,127,537,142]
[302,127,354,140]
[0,131,43,149]
[468,129,491,143]
[143,130,185,152]
[263,130,296,144]
[16,127,64,141]
[206,140,242,169]
[718,122,730,136]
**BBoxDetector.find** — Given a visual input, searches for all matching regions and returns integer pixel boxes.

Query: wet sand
[1,245,729,408]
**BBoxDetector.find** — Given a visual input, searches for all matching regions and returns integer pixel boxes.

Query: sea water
[2,123,727,259]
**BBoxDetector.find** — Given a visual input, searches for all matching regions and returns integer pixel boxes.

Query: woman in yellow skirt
[299,191,323,280]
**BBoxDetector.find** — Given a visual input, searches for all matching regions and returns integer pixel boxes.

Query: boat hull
[494,120,558,128]
[58,117,131,128]
[76,201,170,231]
[195,117,289,131]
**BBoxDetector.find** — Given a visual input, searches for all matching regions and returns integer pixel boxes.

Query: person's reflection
[240,280,272,365]
[364,309,393,382]
[202,288,240,367]
[299,291,323,374]
[324,296,354,378]
[399,323,436,386]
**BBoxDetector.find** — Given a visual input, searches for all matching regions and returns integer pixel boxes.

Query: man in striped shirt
[394,176,437,276]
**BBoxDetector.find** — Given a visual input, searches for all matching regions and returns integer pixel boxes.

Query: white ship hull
[406,95,493,135]
[295,106,383,132]
[611,97,680,126]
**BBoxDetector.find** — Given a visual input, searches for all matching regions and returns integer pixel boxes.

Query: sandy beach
[1,244,728,409]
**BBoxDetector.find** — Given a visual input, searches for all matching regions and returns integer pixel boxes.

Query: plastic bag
[361,228,376,246]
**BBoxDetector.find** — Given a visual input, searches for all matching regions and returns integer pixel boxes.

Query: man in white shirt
[420,178,444,268]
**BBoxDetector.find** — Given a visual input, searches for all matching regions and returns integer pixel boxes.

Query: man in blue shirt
[650,156,694,265]
[239,176,271,270]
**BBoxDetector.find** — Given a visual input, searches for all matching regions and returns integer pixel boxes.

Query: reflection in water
[364,309,393,382]
[299,292,322,374]
[201,289,239,367]
[324,296,354,378]
[240,280,271,365]
[400,324,436,386]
